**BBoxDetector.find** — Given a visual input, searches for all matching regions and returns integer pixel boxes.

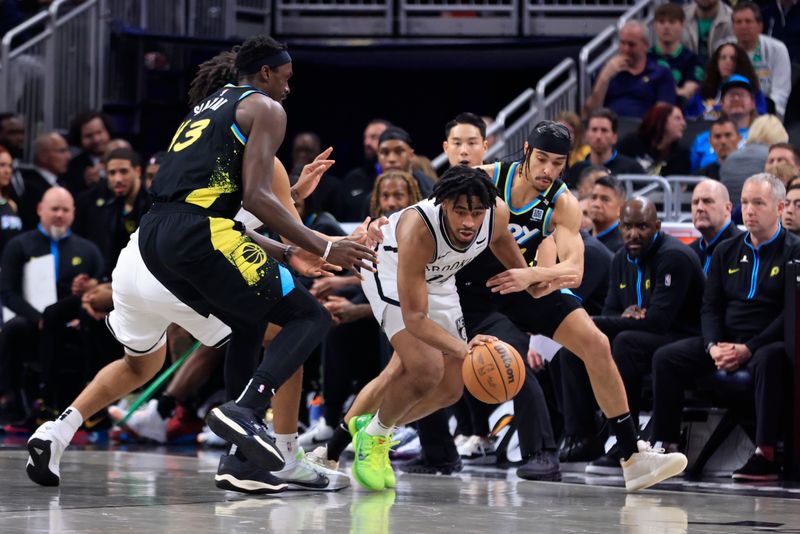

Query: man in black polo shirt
[591,175,627,252]
[73,148,150,278]
[567,109,645,188]
[651,173,799,481]
[689,179,743,274]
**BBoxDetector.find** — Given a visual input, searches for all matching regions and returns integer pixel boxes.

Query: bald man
[18,132,71,229]
[583,20,677,119]
[0,187,104,416]
[559,197,705,475]
[689,179,744,274]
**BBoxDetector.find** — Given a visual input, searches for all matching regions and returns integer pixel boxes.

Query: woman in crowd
[556,111,590,168]
[0,145,22,257]
[617,103,691,175]
[685,42,768,120]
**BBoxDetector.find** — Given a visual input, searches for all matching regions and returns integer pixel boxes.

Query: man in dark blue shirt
[584,20,677,119]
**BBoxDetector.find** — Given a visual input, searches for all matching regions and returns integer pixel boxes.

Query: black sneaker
[732,453,780,482]
[206,401,285,471]
[399,456,463,475]
[559,435,605,463]
[517,450,562,481]
[214,453,288,494]
[585,444,622,475]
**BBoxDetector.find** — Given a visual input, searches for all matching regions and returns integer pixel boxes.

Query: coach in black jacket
[558,198,704,465]
[651,173,800,481]
[689,179,743,274]
[0,187,104,410]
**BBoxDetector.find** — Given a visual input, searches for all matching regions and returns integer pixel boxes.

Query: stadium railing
[0,0,102,162]
[523,0,634,37]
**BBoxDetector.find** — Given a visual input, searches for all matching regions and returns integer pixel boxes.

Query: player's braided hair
[432,165,498,210]
[188,49,238,107]
[369,170,422,219]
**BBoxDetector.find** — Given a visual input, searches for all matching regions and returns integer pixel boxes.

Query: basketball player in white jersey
[351,165,576,491]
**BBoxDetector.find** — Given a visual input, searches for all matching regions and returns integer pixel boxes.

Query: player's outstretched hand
[486,268,537,294]
[367,216,389,248]
[292,147,334,201]
[527,274,580,298]
[346,216,371,246]
[326,240,377,278]
[289,246,341,278]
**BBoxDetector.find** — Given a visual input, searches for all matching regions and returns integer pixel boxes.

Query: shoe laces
[638,441,665,455]
[367,435,399,470]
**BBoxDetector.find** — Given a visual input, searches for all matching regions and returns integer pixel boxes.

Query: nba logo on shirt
[531,208,544,222]
[664,274,671,287]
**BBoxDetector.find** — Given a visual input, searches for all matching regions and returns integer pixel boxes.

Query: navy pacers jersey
[457,161,569,286]
[151,84,265,219]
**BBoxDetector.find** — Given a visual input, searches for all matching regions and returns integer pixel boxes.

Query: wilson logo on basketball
[494,343,515,384]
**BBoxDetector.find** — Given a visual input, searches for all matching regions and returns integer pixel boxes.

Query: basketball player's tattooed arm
[238,95,376,273]
[487,193,582,295]
[396,211,487,359]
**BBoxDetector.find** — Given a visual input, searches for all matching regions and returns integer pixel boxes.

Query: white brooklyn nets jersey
[372,198,494,300]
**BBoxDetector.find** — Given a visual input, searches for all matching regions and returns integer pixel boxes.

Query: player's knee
[406,359,444,395]
[123,347,165,381]
[577,329,612,366]
[440,380,464,406]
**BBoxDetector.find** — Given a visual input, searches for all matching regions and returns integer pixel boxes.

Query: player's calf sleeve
[238,285,331,412]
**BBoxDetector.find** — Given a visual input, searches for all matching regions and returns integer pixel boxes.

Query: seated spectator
[682,0,734,62]
[338,119,391,222]
[63,111,112,197]
[618,103,691,175]
[0,146,22,256]
[691,75,757,171]
[0,113,26,201]
[0,187,104,419]
[579,193,595,233]
[575,165,610,197]
[650,4,704,102]
[376,127,433,199]
[411,155,438,183]
[731,1,791,118]
[73,148,151,277]
[583,21,676,119]
[18,132,70,230]
[555,111,590,168]
[442,112,489,171]
[689,179,743,273]
[783,183,800,234]
[765,142,800,175]
[566,108,645,186]
[762,0,800,60]
[721,114,788,205]
[695,116,742,179]
[369,170,422,220]
[651,173,798,481]
[590,175,626,252]
[684,43,768,120]
[766,163,799,186]
[144,151,166,192]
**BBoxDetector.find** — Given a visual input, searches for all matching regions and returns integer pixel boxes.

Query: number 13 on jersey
[168,119,210,152]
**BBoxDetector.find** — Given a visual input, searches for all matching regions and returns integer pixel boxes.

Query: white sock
[275,433,299,465]
[364,412,393,437]
[52,406,83,444]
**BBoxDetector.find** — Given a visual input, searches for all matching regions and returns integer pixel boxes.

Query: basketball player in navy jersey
[137,35,375,471]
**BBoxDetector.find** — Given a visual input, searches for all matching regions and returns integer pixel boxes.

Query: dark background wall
[110,34,583,173]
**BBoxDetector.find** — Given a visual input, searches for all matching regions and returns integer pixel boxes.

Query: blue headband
[239,50,292,74]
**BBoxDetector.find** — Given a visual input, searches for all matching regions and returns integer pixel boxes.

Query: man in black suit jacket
[17,133,70,230]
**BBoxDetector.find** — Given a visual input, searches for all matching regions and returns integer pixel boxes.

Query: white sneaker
[458,435,497,464]
[621,441,688,492]
[27,421,68,486]
[307,446,339,470]
[197,425,227,447]
[273,448,350,491]
[109,399,167,443]
[454,434,469,449]
[298,417,335,449]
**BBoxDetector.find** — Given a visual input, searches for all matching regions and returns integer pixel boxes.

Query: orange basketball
[462,340,526,404]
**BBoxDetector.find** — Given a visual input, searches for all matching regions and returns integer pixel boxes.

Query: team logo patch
[531,208,544,222]
[664,274,671,287]
[72,256,82,266]
[771,266,780,277]
[456,316,467,341]
[645,279,651,290]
